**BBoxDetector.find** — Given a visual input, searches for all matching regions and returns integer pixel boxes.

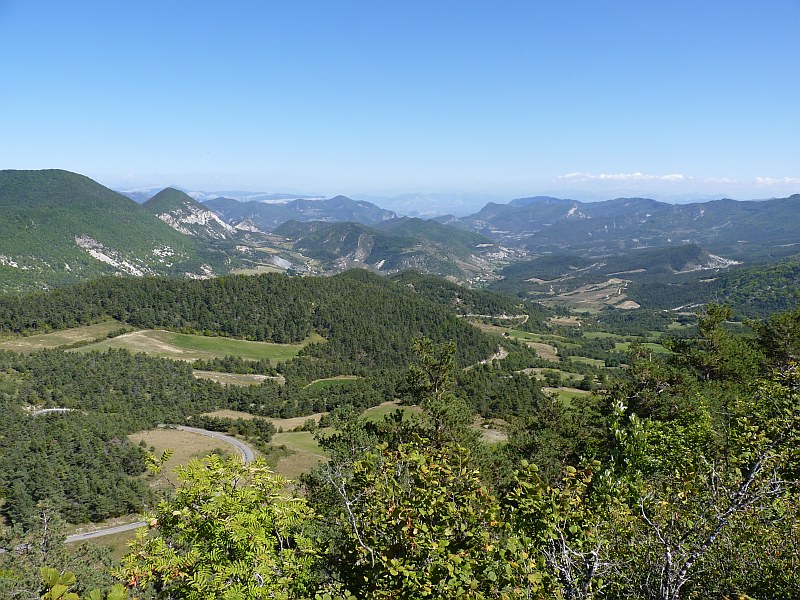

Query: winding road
[64,426,256,544]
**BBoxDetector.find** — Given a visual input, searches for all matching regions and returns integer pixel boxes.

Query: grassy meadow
[74,330,323,361]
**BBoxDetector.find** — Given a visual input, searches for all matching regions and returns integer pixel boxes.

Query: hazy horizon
[2,2,799,206]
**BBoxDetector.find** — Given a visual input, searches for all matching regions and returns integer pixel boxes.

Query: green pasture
[305,376,361,390]
[544,386,592,406]
[582,331,621,340]
[361,401,422,423]
[270,430,328,479]
[614,341,670,354]
[568,356,606,367]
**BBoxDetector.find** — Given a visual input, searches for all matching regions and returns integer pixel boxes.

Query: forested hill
[0,169,230,290]
[631,253,800,317]
[0,270,497,368]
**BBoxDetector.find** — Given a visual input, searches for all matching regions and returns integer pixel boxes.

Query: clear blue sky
[1,0,798,201]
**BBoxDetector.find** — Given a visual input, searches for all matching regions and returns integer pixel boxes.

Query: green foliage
[118,455,318,599]
[508,461,633,598]
[0,504,118,598]
[0,270,497,368]
[328,439,544,599]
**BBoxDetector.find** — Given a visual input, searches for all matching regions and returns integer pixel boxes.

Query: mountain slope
[0,169,229,291]
[492,244,739,308]
[274,218,518,283]
[143,188,238,240]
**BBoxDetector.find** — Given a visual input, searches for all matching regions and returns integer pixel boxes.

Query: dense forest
[0,270,499,367]
[0,270,798,599]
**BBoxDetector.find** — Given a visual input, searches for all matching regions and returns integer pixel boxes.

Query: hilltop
[142,188,238,240]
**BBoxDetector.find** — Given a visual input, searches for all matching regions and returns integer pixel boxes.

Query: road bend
[64,426,256,544]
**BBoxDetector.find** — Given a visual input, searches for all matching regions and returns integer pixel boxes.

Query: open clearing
[305,375,361,389]
[475,417,508,444]
[203,409,258,420]
[520,367,584,385]
[270,430,328,479]
[362,400,422,423]
[527,341,559,362]
[75,330,323,362]
[614,341,670,354]
[129,428,243,488]
[0,320,126,354]
[203,409,328,432]
[231,264,285,275]
[544,386,593,405]
[193,370,285,385]
[549,315,583,326]
[569,356,606,367]
[539,279,632,312]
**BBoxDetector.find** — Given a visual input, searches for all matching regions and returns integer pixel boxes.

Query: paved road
[174,425,256,464]
[65,520,148,543]
[64,426,256,544]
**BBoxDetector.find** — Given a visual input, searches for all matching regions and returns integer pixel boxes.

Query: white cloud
[557,172,688,182]
[754,176,800,186]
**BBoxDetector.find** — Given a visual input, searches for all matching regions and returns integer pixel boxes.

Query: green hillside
[0,170,229,291]
[376,217,493,258]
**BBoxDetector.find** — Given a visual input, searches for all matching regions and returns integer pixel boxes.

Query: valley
[0,170,799,599]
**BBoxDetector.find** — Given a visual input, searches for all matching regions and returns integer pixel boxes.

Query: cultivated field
[231,264,285,275]
[543,386,593,405]
[202,410,327,432]
[361,400,422,423]
[614,341,670,354]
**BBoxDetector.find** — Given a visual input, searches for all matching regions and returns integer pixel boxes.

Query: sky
[1,0,799,206]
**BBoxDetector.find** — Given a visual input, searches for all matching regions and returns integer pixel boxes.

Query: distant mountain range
[119,186,325,205]
[2,169,799,298]
[448,194,800,260]
[204,195,396,231]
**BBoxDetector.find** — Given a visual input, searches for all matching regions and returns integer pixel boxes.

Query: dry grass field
[202,409,327,432]
[0,320,127,354]
[193,370,285,385]
[129,428,242,489]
